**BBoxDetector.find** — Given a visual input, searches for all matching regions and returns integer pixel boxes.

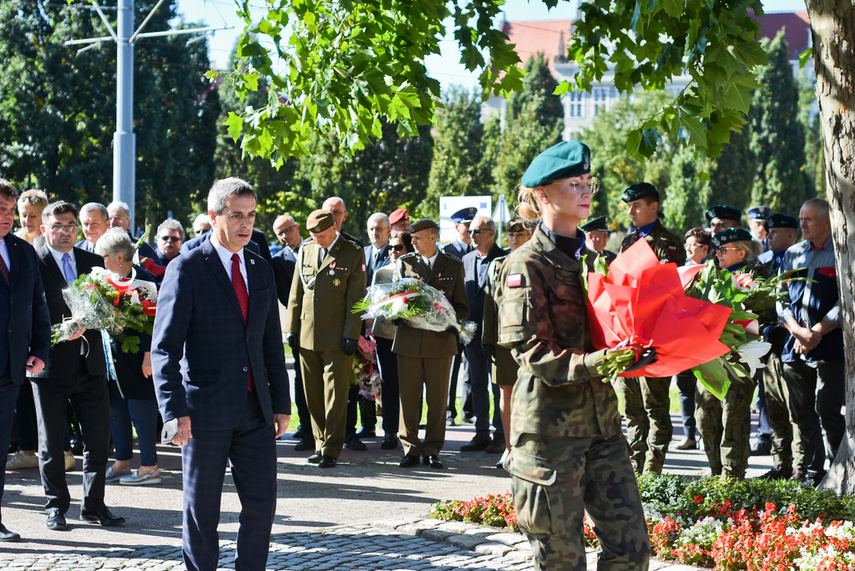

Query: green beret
[306,209,334,233]
[521,141,591,187]
[507,219,529,232]
[409,218,439,233]
[621,182,659,203]
[764,213,799,231]
[706,204,742,223]
[580,215,611,233]
[711,227,753,248]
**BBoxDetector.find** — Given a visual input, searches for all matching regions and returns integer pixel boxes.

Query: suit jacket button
[243,366,248,372]
[245,336,250,342]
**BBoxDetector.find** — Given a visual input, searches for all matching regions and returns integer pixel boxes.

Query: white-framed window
[568,90,584,118]
[593,88,610,114]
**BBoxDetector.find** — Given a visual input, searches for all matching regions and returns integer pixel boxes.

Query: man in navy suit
[30,200,123,530]
[0,180,51,542]
[460,215,507,453]
[153,177,290,571]
[74,202,109,252]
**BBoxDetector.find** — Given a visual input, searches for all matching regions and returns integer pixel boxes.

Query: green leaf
[681,115,707,148]
[226,112,244,143]
[639,128,661,157]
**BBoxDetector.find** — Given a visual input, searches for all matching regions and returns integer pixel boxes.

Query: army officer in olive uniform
[617,182,686,475]
[285,210,366,468]
[394,219,469,469]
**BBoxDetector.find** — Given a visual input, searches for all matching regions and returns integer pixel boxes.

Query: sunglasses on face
[468,228,492,236]
[160,236,181,243]
[390,244,405,252]
[716,246,736,255]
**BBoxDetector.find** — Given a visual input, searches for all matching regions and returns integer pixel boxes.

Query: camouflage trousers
[762,351,804,470]
[614,376,672,475]
[508,433,651,571]
[695,377,755,479]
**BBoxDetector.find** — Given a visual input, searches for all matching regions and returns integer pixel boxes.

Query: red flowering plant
[51,267,157,353]
[353,277,476,344]
[429,492,518,532]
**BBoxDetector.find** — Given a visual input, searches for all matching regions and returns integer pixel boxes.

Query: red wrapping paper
[586,239,732,377]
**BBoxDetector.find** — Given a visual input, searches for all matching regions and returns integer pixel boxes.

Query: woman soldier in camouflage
[498,141,652,571]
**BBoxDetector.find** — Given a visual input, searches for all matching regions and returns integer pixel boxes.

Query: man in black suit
[364,212,390,286]
[271,213,311,451]
[75,202,109,253]
[442,207,476,426]
[153,178,290,571]
[30,200,124,531]
[460,215,507,453]
[0,180,51,542]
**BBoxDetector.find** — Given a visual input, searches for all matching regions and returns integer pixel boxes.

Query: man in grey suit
[364,212,390,286]
[74,202,109,252]
[0,179,51,542]
[153,178,290,571]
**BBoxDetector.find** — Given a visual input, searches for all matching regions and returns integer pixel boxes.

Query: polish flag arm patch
[507,273,523,288]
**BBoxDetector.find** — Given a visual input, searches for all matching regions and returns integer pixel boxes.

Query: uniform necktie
[231,253,253,391]
[0,252,9,285]
[62,253,76,284]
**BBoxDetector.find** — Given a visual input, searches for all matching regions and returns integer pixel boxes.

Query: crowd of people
[0,147,843,571]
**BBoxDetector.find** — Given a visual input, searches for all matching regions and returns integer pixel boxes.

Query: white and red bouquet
[353,278,477,345]
[52,267,157,353]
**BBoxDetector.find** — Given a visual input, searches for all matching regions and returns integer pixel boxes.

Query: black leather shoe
[0,523,21,542]
[307,452,322,463]
[399,455,419,468]
[423,455,444,469]
[344,436,367,451]
[294,438,314,451]
[292,428,306,440]
[356,428,376,438]
[484,436,506,454]
[460,435,492,452]
[46,510,68,531]
[381,436,398,450]
[80,507,125,526]
[318,455,336,468]
[750,439,772,456]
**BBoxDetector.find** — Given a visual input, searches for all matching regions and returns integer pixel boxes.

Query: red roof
[501,11,811,67]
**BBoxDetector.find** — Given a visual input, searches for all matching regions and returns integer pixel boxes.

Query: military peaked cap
[580,215,611,233]
[747,206,772,220]
[450,207,477,224]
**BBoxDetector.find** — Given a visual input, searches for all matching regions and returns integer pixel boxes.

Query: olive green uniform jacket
[284,235,366,349]
[619,221,686,266]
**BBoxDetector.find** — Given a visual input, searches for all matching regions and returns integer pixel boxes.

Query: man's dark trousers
[182,390,276,571]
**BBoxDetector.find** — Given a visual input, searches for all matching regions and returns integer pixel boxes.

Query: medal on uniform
[329,261,336,276]
[333,278,341,287]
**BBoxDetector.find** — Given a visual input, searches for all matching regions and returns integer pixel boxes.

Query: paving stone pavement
[0,517,703,570]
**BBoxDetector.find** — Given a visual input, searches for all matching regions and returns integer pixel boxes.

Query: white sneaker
[6,451,38,470]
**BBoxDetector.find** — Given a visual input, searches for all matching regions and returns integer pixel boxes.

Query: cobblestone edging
[0,518,701,570]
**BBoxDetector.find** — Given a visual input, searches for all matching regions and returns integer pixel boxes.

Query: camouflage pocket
[499,288,528,345]
[506,444,557,486]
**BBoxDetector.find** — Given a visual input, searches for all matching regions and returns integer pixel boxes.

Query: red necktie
[231,254,253,391]
[0,253,9,285]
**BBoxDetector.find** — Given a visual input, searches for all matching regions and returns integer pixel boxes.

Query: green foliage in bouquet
[352,279,434,319]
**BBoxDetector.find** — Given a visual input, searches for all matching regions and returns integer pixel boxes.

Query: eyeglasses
[468,228,492,236]
[160,236,181,243]
[390,244,405,252]
[276,224,296,237]
[111,215,129,222]
[716,246,737,255]
[48,224,78,234]
[552,177,601,194]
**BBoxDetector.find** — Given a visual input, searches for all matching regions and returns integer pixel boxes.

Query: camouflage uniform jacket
[482,256,518,385]
[620,221,687,265]
[497,225,619,440]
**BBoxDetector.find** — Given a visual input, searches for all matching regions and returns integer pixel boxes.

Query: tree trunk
[807,0,855,494]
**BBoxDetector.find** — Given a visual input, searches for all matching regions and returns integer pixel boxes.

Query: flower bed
[430,475,855,570]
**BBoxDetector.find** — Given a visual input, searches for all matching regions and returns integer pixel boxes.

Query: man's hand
[172,416,193,446]
[141,352,152,378]
[274,414,290,438]
[793,326,822,352]
[25,356,45,375]
[624,346,658,372]
[342,337,358,356]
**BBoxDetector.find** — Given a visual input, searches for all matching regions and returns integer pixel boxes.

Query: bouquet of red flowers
[585,239,775,399]
[52,267,157,353]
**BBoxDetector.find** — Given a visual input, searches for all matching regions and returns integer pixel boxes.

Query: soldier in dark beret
[706,204,743,234]
[284,209,367,468]
[617,181,686,476]
[580,215,616,264]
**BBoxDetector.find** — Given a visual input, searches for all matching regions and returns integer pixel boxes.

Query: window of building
[593,88,609,115]
[568,90,584,118]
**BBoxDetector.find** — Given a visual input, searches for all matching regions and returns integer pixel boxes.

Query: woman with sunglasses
[694,227,761,480]
[498,141,651,570]
[368,230,414,450]
[14,189,49,247]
